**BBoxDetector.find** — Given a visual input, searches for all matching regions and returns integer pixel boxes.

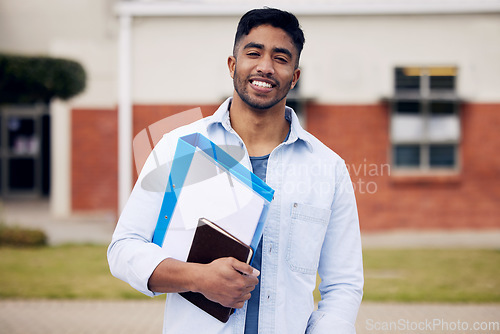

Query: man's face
[228,24,301,111]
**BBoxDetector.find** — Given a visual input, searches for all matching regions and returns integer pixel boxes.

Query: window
[391,67,460,171]
[0,105,50,197]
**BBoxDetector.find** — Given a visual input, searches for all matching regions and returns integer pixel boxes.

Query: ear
[227,56,236,79]
[290,67,301,89]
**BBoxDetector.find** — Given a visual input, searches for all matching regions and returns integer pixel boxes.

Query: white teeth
[252,80,272,88]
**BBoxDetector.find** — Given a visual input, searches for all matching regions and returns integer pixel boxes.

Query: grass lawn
[361,248,500,303]
[1,245,499,302]
[0,244,148,300]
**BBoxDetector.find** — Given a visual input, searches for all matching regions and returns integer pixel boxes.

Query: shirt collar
[208,97,314,152]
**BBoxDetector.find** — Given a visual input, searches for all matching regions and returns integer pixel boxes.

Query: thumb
[232,260,260,277]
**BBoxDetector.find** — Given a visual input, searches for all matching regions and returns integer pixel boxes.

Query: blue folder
[152,133,274,261]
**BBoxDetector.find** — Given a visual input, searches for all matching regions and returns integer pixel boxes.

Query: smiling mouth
[250,79,276,89]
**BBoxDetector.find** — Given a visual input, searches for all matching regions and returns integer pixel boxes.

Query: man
[108,8,363,333]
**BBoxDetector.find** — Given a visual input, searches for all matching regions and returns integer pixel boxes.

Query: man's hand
[148,257,259,309]
[195,257,259,309]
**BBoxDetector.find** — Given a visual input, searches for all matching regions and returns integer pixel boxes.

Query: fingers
[228,259,259,289]
[230,258,260,277]
[233,292,253,309]
[217,289,254,309]
[199,257,260,308]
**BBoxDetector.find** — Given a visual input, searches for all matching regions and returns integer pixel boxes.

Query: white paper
[161,148,266,259]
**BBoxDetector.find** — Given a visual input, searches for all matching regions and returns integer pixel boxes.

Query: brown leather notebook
[180,218,253,323]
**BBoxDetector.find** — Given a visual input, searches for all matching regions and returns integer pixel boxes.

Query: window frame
[390,66,461,173]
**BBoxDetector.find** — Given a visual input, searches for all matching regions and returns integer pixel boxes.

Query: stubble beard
[233,68,293,111]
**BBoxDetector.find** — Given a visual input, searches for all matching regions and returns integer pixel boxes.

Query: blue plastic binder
[152,133,274,263]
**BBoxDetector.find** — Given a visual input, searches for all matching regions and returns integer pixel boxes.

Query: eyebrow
[243,42,293,59]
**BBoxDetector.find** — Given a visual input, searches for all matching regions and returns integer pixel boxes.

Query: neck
[229,94,290,157]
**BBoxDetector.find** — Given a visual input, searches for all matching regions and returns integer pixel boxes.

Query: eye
[275,56,289,64]
[247,51,260,57]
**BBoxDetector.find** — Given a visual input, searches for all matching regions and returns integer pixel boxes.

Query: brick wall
[71,104,218,212]
[72,108,118,212]
[306,102,500,230]
[71,102,500,230]
[133,104,216,138]
[132,104,218,180]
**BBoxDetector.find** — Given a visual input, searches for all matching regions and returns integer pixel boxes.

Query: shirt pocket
[286,202,332,275]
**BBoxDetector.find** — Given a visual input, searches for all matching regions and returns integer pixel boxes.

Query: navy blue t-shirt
[244,123,290,333]
[244,154,268,333]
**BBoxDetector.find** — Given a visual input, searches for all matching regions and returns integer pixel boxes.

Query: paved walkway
[0,300,499,334]
[1,199,499,333]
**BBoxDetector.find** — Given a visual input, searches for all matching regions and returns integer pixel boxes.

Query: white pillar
[118,15,133,212]
[50,99,71,217]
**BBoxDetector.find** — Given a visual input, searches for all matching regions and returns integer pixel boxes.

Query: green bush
[0,223,48,247]
[0,53,86,104]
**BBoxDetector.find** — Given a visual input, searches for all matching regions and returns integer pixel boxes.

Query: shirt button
[268,244,272,254]
[293,203,298,208]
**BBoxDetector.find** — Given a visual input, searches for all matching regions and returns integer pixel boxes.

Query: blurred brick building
[1,0,499,230]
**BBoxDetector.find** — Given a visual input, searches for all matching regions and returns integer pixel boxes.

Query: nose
[256,55,275,76]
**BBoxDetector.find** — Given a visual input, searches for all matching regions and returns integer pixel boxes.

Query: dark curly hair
[233,8,305,66]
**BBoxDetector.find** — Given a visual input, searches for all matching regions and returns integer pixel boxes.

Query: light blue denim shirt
[108,97,364,333]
